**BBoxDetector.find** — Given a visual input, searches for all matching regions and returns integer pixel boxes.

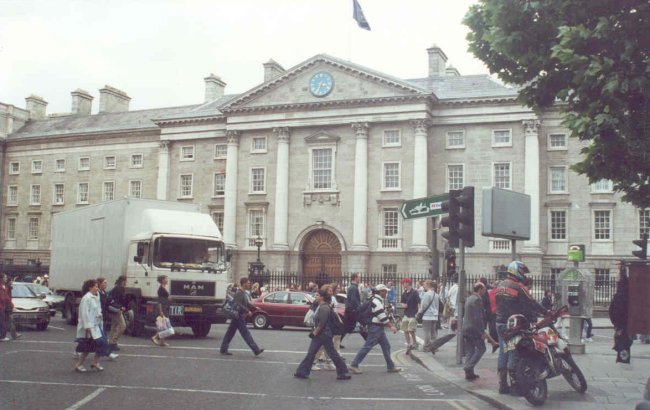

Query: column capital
[226,130,240,145]
[523,119,541,136]
[159,140,170,153]
[410,119,431,134]
[273,126,290,142]
[351,122,369,139]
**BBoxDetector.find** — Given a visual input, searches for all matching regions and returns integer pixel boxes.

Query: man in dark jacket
[463,282,489,380]
[220,276,264,356]
[342,273,362,342]
[108,275,127,352]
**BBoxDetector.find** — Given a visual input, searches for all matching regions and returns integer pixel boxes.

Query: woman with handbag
[152,275,171,347]
[417,280,440,352]
[75,279,105,372]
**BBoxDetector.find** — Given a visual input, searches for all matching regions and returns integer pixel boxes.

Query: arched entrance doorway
[301,229,342,285]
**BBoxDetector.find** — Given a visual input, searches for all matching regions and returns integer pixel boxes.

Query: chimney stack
[25,95,48,120]
[204,74,226,102]
[263,59,285,82]
[71,89,93,115]
[427,45,448,77]
[98,85,130,113]
[445,65,460,77]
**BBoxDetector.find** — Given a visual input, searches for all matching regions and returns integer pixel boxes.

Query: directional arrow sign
[400,193,449,220]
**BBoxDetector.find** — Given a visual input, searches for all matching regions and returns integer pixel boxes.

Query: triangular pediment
[304,130,340,145]
[221,54,429,113]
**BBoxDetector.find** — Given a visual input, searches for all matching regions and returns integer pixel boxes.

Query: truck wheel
[126,300,144,337]
[64,295,78,326]
[191,322,211,338]
[36,321,49,331]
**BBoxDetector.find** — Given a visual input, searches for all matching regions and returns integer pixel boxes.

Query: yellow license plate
[185,306,203,313]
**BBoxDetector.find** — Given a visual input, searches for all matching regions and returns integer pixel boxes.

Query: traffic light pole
[456,240,466,365]
[431,219,439,280]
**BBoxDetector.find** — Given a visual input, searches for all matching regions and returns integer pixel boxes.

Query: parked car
[21,283,64,317]
[248,291,345,330]
[11,282,50,330]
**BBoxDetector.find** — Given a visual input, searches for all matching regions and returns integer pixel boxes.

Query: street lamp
[254,235,263,262]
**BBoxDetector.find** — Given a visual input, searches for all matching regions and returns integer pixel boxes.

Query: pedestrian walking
[152,275,171,347]
[6,276,21,340]
[417,280,439,352]
[342,272,362,345]
[348,284,402,374]
[400,278,420,351]
[97,277,118,360]
[294,289,351,380]
[462,282,497,380]
[219,276,264,356]
[108,276,127,352]
[0,273,12,342]
[74,279,105,372]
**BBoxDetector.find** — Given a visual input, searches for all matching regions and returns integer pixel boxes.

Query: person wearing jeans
[462,282,493,380]
[219,276,264,357]
[418,280,439,352]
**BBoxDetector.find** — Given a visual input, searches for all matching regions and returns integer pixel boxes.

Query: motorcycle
[504,306,587,406]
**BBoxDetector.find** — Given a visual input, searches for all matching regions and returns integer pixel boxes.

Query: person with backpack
[219,276,264,357]
[417,280,439,352]
[348,284,402,374]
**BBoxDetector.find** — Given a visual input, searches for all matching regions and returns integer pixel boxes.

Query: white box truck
[50,198,231,338]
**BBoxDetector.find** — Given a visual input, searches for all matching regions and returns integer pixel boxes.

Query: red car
[248,291,345,330]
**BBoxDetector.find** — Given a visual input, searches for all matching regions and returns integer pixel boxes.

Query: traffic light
[457,186,475,247]
[633,233,648,259]
[440,190,460,248]
[445,248,456,276]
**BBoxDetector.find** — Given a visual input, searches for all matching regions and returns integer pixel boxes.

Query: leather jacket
[495,278,546,323]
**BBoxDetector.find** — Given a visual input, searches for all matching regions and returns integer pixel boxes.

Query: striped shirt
[370,295,390,325]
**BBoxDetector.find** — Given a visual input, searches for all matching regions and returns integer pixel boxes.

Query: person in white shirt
[417,280,440,351]
[74,279,104,372]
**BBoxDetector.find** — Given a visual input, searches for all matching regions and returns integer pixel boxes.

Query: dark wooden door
[302,230,342,283]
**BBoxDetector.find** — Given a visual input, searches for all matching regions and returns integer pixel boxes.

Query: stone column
[156,141,170,200]
[223,131,240,247]
[523,119,541,251]
[272,127,290,249]
[351,123,369,250]
[411,119,430,250]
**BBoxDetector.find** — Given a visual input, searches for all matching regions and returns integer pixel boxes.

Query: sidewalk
[409,322,650,409]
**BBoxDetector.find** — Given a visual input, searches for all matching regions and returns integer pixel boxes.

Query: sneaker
[584,337,593,342]
[348,366,362,374]
[311,364,322,371]
[0,337,10,342]
[108,353,119,361]
[13,334,22,340]
[387,367,403,373]
[324,362,336,371]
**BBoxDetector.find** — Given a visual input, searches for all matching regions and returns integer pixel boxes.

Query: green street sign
[400,193,449,220]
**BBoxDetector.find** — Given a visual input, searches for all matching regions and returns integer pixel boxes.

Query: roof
[405,75,519,101]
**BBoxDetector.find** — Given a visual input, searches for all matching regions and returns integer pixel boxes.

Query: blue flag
[352,0,371,31]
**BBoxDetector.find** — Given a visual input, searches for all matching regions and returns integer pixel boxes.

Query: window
[550,210,567,240]
[6,218,16,240]
[131,154,143,168]
[212,212,224,233]
[214,144,227,159]
[492,129,512,147]
[380,208,400,249]
[447,164,464,191]
[493,163,511,189]
[249,168,266,193]
[548,133,567,150]
[104,156,116,169]
[53,183,65,205]
[213,173,226,196]
[78,157,90,171]
[7,186,18,205]
[382,162,400,190]
[251,137,267,153]
[591,179,613,193]
[490,239,511,252]
[129,180,142,198]
[639,209,650,238]
[446,131,465,149]
[55,159,66,172]
[77,183,89,204]
[382,264,397,276]
[383,130,401,147]
[30,185,41,205]
[595,268,610,288]
[311,148,333,190]
[28,217,39,240]
[32,160,43,174]
[549,167,567,193]
[180,145,195,161]
[9,162,20,174]
[103,181,115,201]
[179,175,193,198]
[247,209,265,247]
[593,210,611,240]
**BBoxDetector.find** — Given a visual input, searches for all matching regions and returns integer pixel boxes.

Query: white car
[11,283,50,330]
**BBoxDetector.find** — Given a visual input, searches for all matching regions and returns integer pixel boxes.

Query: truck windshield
[153,237,226,272]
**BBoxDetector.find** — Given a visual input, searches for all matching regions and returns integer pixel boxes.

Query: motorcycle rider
[495,261,548,394]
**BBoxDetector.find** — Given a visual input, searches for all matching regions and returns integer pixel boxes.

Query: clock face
[309,72,334,97]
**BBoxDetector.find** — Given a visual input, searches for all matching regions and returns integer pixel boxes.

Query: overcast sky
[0,0,485,115]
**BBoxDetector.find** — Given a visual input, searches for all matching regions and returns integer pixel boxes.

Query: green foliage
[464,0,650,207]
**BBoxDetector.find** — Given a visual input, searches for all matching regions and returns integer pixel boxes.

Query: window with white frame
[212,212,224,233]
[6,218,16,240]
[7,186,18,205]
[180,146,195,161]
[214,144,227,159]
[28,217,39,240]
[250,168,266,193]
[129,180,142,198]
[490,239,511,252]
[548,133,567,150]
[103,181,115,201]
[251,137,267,153]
[311,148,334,190]
[447,164,464,191]
[32,160,43,174]
[77,183,89,204]
[9,162,20,174]
[446,131,465,148]
[247,209,265,247]
[104,156,116,169]
[492,129,512,147]
[179,174,193,198]
[55,159,66,172]
[493,163,511,189]
[591,179,613,193]
[30,185,41,205]
[78,157,90,171]
[382,162,400,190]
[380,208,401,249]
[213,173,226,196]
[639,209,650,238]
[595,268,611,288]
[383,130,401,147]
[550,209,567,240]
[382,264,398,276]
[131,154,143,168]
[53,184,64,205]
[549,167,567,193]
[593,210,611,240]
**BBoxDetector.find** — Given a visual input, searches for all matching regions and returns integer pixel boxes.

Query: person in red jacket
[0,272,13,341]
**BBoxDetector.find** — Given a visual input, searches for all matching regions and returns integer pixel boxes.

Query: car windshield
[28,284,50,295]
[152,237,226,272]
[12,284,37,298]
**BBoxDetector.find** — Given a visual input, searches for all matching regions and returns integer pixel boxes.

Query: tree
[464,0,650,207]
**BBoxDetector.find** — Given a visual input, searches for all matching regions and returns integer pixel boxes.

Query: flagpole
[348,16,352,61]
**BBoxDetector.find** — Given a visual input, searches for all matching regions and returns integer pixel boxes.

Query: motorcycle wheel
[559,352,588,394]
[515,358,548,406]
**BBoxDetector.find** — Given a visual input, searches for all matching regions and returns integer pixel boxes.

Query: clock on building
[309,72,334,97]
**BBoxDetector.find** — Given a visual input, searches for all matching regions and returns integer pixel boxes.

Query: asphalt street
[0,317,492,410]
